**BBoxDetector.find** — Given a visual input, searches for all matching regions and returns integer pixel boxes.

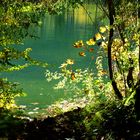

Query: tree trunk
[107,0,123,99]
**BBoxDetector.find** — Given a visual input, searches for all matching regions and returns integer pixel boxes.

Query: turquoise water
[2,5,107,111]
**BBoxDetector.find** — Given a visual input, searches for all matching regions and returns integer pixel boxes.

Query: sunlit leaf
[73,40,84,48]
[84,89,89,94]
[86,39,96,45]
[79,52,86,56]
[95,33,102,40]
[99,27,106,33]
[112,54,116,61]
[66,59,74,65]
[100,70,107,75]
[59,63,68,68]
[31,102,39,105]
[33,107,39,111]
[71,72,76,80]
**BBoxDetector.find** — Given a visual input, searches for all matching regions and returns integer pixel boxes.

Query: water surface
[2,5,107,111]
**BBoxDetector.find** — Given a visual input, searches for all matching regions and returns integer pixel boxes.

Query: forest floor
[1,101,140,140]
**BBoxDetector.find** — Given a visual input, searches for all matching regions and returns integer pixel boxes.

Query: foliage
[0,78,24,109]
[0,0,96,111]
[45,1,139,123]
[45,27,111,103]
[0,0,49,109]
[81,99,139,139]
[0,108,25,137]
[39,0,86,14]
[1,98,139,139]
[0,0,139,138]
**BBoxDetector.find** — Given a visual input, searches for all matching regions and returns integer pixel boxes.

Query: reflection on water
[2,4,107,109]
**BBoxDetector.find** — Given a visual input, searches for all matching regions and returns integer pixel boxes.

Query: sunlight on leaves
[71,72,76,80]
[73,40,84,48]
[79,52,86,56]
[66,59,74,65]
[86,39,96,45]
[99,26,107,33]
[95,33,102,40]
[59,63,68,68]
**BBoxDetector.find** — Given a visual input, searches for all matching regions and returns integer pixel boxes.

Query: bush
[82,100,140,139]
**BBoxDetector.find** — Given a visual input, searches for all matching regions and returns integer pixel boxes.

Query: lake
[1,4,107,113]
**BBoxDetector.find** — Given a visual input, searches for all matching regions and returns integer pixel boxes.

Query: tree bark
[107,0,123,99]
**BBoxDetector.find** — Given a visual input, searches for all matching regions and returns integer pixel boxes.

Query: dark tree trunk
[107,0,123,99]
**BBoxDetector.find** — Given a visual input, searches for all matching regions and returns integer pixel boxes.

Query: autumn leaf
[99,27,106,33]
[101,70,107,75]
[86,39,96,45]
[79,52,85,56]
[66,59,74,65]
[89,48,94,52]
[71,72,76,80]
[95,33,102,40]
[73,40,84,48]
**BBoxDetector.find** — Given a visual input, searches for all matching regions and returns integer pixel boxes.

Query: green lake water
[1,4,107,112]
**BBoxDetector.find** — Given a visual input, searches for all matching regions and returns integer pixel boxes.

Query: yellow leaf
[86,39,96,45]
[71,72,76,80]
[100,70,107,75]
[66,59,74,65]
[79,52,85,56]
[73,40,84,48]
[99,27,106,33]
[95,33,102,40]
[59,63,67,68]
